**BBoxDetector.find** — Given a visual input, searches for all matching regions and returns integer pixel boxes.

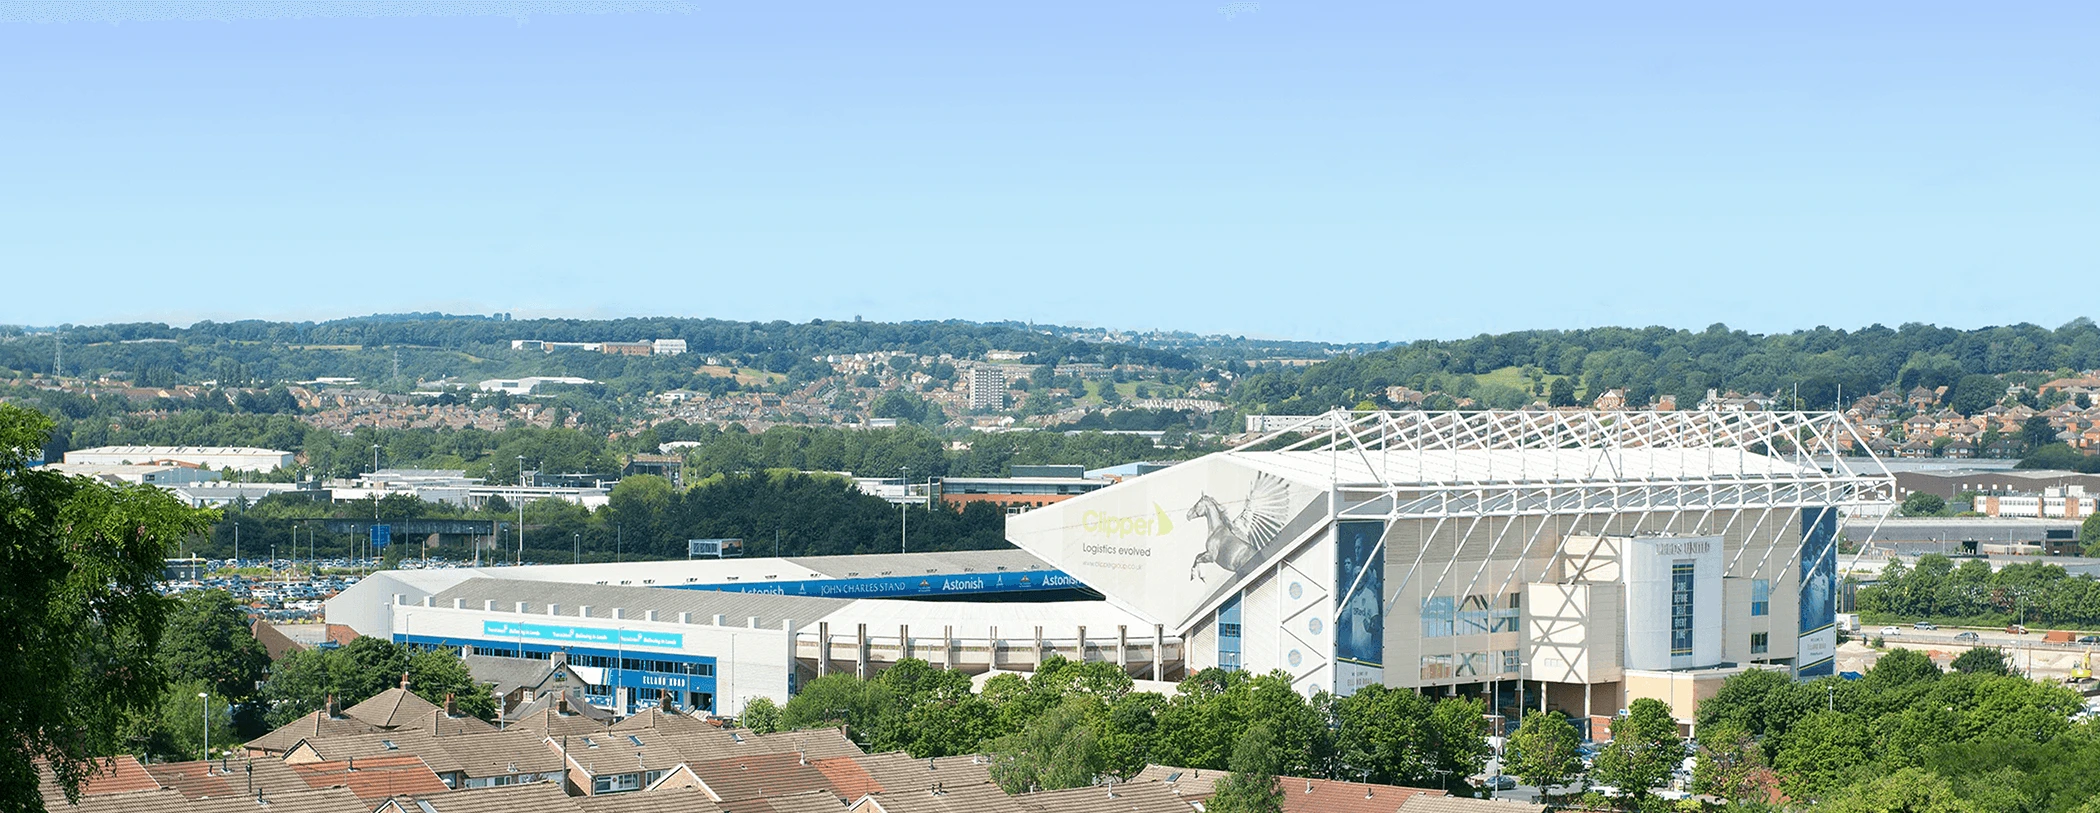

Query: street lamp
[574,532,580,564]
[899,466,910,554]
[197,691,210,759]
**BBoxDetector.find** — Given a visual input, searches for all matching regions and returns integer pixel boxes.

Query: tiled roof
[1396,795,1545,813]
[380,781,582,813]
[832,752,993,799]
[296,727,565,779]
[1013,781,1192,813]
[143,757,311,801]
[287,755,451,801]
[572,786,726,813]
[611,708,719,737]
[246,709,385,754]
[721,789,857,813]
[745,728,862,761]
[345,688,446,729]
[811,756,882,801]
[412,708,500,737]
[853,780,1012,813]
[506,696,615,736]
[44,788,189,813]
[1131,764,1446,813]
[189,785,373,813]
[38,755,161,805]
[687,751,840,802]
[251,620,309,661]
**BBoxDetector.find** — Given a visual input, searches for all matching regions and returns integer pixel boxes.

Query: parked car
[1880,626,1901,636]
[1955,631,1981,642]
[1914,621,1939,630]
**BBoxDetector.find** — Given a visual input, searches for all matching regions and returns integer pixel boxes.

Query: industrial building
[62,444,294,472]
[326,549,1177,719]
[1007,409,1894,726]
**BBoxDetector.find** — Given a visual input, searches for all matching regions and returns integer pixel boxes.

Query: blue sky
[2,2,2094,342]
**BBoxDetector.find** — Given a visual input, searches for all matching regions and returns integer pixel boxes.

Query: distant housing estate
[511,338,687,356]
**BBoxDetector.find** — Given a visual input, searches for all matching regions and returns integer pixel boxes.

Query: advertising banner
[1006,456,1326,630]
[1334,520,1386,696]
[480,620,684,649]
[1797,507,1838,677]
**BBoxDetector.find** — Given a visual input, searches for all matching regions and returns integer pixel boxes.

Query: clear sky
[2,2,2094,343]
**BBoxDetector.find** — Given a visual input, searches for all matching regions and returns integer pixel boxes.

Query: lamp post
[197,690,210,759]
[574,532,580,564]
[516,456,527,566]
[899,466,910,554]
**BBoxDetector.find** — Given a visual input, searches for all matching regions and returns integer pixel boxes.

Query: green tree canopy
[0,404,218,810]
[1504,711,1582,799]
[1591,698,1682,804]
[1208,722,1284,813]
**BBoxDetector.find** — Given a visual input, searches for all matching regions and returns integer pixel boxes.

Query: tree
[1591,698,1682,804]
[779,673,897,747]
[1208,723,1284,813]
[2022,416,2057,451]
[1947,374,2005,416]
[0,404,218,810]
[1818,767,1980,813]
[406,649,497,721]
[1331,684,1435,786]
[1427,697,1491,792]
[1773,710,1869,802]
[984,695,1107,793]
[118,679,240,763]
[1902,492,1947,517]
[1690,722,1776,805]
[1505,712,1582,800]
[1950,647,2014,677]
[1865,648,1941,690]
[2081,513,2100,557]
[739,696,783,734]
[1547,377,1578,408]
[158,590,269,703]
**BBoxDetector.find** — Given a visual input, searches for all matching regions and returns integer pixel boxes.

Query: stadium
[331,409,1894,730]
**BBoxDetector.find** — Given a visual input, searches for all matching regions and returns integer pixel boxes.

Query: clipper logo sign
[1083,504,1176,539]
[1006,457,1321,631]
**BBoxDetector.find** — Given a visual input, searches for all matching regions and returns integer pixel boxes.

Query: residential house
[1131,764,1447,813]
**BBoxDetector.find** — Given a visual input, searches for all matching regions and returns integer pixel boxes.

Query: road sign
[371,524,392,549]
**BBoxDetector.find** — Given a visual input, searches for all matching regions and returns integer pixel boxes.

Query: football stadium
[330,409,1895,728]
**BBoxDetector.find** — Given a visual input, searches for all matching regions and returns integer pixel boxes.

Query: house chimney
[346,757,354,772]
[557,695,570,715]
[445,694,457,717]
[1305,779,1313,793]
[325,694,339,718]
[399,672,411,690]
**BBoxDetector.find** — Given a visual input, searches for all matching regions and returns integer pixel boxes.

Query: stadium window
[1420,654,1453,680]
[1501,649,1521,674]
[1671,563,1695,657]
[1751,632,1769,655]
[1421,596,1455,638]
[1751,579,1770,617]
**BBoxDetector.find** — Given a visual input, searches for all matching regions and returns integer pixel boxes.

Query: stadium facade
[1006,409,1894,722]
[329,409,1893,727]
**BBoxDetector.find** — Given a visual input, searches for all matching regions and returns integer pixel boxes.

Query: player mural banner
[1797,506,1839,677]
[1006,456,1327,630]
[1334,520,1386,696]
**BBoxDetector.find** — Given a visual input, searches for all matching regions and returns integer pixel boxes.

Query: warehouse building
[326,549,1179,718]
